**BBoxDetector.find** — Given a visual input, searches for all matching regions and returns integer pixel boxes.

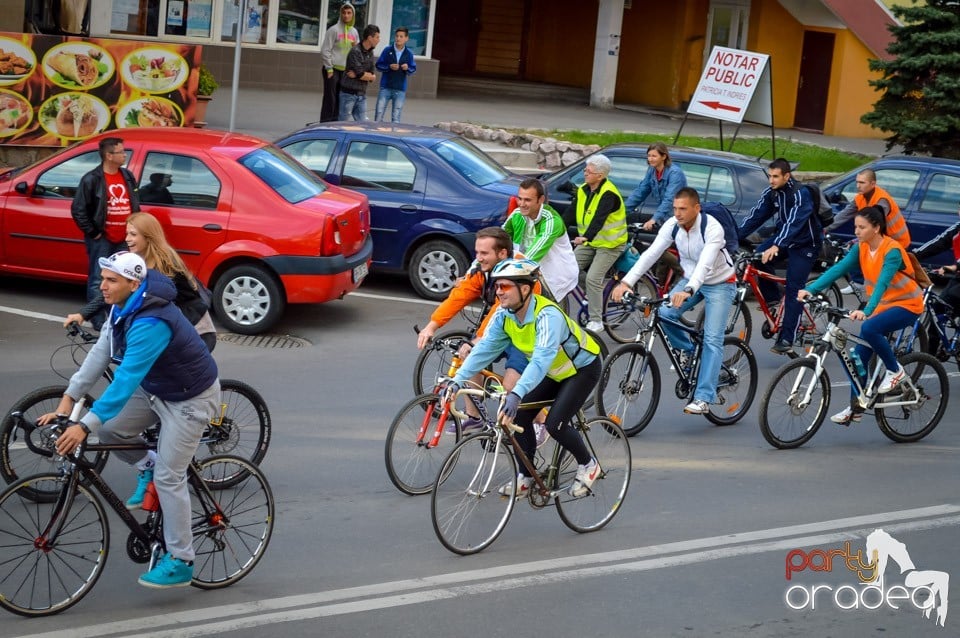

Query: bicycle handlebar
[446,387,524,434]
[66,322,98,344]
[12,413,63,459]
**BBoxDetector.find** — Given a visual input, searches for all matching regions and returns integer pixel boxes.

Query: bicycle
[430,387,631,555]
[0,413,274,617]
[595,294,758,436]
[757,297,949,449]
[0,324,271,501]
[817,234,869,310]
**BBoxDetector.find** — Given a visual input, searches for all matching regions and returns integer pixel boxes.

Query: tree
[861,1,960,158]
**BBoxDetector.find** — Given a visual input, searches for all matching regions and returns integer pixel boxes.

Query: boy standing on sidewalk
[375,26,417,123]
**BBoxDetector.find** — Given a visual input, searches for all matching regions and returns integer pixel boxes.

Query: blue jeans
[661,278,736,403]
[375,88,406,122]
[339,92,367,121]
[757,244,817,343]
[845,306,920,397]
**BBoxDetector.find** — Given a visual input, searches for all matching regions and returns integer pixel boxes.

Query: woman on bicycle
[445,258,602,499]
[65,212,216,352]
[799,206,924,424]
[913,203,960,352]
[624,142,688,231]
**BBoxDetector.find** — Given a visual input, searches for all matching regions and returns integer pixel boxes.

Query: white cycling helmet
[490,258,540,286]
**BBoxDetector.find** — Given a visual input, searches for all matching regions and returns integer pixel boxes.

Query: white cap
[98,251,146,282]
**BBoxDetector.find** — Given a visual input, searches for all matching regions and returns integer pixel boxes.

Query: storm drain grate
[217,333,312,348]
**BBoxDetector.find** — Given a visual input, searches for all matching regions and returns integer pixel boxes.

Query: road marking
[348,291,439,306]
[0,305,64,324]
[13,505,960,638]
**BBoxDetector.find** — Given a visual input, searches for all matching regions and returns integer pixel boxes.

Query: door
[432,0,481,75]
[794,31,835,132]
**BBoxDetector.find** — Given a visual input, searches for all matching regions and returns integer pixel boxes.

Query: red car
[0,129,372,334]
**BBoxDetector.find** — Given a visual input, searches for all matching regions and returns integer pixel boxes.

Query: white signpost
[675,46,776,154]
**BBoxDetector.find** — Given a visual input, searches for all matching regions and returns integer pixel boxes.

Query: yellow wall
[523,0,596,87]
[746,0,803,130]
[824,29,885,138]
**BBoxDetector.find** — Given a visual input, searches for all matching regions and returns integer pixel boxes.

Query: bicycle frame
[625,296,705,386]
[891,287,960,364]
[736,255,824,341]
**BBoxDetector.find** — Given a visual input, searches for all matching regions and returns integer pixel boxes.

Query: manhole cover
[217,333,312,348]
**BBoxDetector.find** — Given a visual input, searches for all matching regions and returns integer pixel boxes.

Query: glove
[443,382,461,403]
[499,392,522,423]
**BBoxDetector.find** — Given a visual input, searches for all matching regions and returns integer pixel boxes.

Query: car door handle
[202,224,222,232]
[399,205,419,212]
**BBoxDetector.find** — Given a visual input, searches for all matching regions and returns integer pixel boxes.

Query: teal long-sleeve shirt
[805,243,904,316]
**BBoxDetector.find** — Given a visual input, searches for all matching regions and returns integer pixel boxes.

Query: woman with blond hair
[66,211,216,351]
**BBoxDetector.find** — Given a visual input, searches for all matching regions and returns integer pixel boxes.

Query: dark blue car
[276,122,521,299]
[822,156,960,267]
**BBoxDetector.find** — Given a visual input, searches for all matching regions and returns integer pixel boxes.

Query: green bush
[198,64,218,96]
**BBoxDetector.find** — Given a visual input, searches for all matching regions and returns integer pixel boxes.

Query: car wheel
[212,264,285,335]
[409,240,469,301]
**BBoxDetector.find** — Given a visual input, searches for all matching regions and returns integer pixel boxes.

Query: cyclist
[738,157,821,356]
[799,206,923,425]
[502,178,578,302]
[611,187,737,415]
[568,154,629,333]
[445,258,602,499]
[65,211,215,352]
[39,251,221,589]
[624,142,688,232]
[913,203,960,353]
[416,227,538,432]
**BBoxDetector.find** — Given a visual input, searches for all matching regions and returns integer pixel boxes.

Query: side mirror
[558,180,577,195]
[14,181,29,194]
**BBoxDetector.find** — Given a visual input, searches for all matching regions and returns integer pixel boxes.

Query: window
[277,0,323,45]
[282,138,338,175]
[919,173,960,215]
[390,0,433,55]
[36,151,123,199]
[704,1,750,64]
[433,138,508,188]
[141,152,221,209]
[343,142,415,190]
[837,169,919,208]
[705,166,736,205]
[221,0,267,43]
[240,146,326,203]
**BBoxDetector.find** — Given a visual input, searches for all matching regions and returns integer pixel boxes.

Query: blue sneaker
[125,469,154,510]
[138,553,193,588]
[445,416,482,434]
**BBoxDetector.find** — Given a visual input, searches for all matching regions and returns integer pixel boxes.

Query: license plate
[353,262,369,283]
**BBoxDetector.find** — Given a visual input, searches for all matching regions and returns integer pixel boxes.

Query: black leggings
[510,357,601,477]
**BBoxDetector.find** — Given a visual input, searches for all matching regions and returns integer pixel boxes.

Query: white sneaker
[683,399,709,414]
[830,406,862,425]
[878,365,906,394]
[569,459,600,497]
[839,285,854,295]
[585,320,604,333]
[498,474,533,498]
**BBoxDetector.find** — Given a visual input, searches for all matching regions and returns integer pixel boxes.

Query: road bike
[0,324,271,501]
[757,297,948,449]
[0,413,274,617]
[595,294,758,436]
[430,388,631,555]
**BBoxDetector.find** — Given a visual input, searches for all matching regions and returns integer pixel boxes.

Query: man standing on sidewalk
[320,2,359,122]
[374,26,416,123]
[339,24,380,121]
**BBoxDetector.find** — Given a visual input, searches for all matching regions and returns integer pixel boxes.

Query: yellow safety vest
[575,179,627,248]
[503,295,601,381]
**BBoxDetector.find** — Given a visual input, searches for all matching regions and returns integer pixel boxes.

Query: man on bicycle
[738,157,821,355]
[502,178,579,302]
[41,251,220,589]
[611,187,736,415]
[445,258,602,499]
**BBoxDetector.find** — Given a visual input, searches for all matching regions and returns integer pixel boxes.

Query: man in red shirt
[71,137,141,329]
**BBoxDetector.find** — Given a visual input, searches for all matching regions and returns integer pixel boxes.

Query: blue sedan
[276,122,522,299]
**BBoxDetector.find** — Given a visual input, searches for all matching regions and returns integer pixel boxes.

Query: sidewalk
[205,87,889,158]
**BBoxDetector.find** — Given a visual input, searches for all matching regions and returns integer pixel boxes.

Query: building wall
[824,29,884,138]
[523,0,595,88]
[474,0,523,76]
[2,1,26,32]
[746,0,803,131]
[615,2,692,107]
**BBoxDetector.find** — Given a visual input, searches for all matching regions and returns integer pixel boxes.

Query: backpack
[672,201,739,259]
[804,183,835,228]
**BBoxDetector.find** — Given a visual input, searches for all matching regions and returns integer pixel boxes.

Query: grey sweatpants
[98,380,221,562]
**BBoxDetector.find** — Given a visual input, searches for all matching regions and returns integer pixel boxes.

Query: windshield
[239,146,327,204]
[432,138,509,187]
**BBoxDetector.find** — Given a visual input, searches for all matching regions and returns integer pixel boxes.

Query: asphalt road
[1,274,958,638]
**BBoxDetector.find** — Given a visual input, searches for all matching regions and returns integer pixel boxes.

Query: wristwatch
[78,422,91,436]
[683,286,694,295]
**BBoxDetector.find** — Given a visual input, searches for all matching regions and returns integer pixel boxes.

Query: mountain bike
[430,388,631,555]
[758,297,948,449]
[595,294,758,436]
[0,413,274,617]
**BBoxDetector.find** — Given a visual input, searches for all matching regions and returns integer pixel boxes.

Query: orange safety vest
[860,235,923,315]
[856,186,910,250]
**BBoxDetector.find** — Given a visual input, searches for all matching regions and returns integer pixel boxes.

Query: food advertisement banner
[0,32,202,146]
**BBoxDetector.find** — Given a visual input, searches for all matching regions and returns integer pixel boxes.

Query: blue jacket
[376,45,416,91]
[738,177,821,250]
[623,163,687,224]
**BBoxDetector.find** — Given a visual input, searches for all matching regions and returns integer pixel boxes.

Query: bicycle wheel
[706,337,758,426]
[602,275,657,344]
[196,380,271,467]
[0,474,109,617]
[189,455,274,589]
[0,385,107,502]
[758,358,831,449]
[875,352,949,443]
[802,282,842,340]
[385,393,462,495]
[431,432,517,555]
[413,330,473,395]
[555,417,631,533]
[890,318,929,358]
[694,298,753,345]
[596,343,660,436]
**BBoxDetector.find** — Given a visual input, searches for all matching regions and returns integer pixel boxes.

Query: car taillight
[319,215,343,256]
